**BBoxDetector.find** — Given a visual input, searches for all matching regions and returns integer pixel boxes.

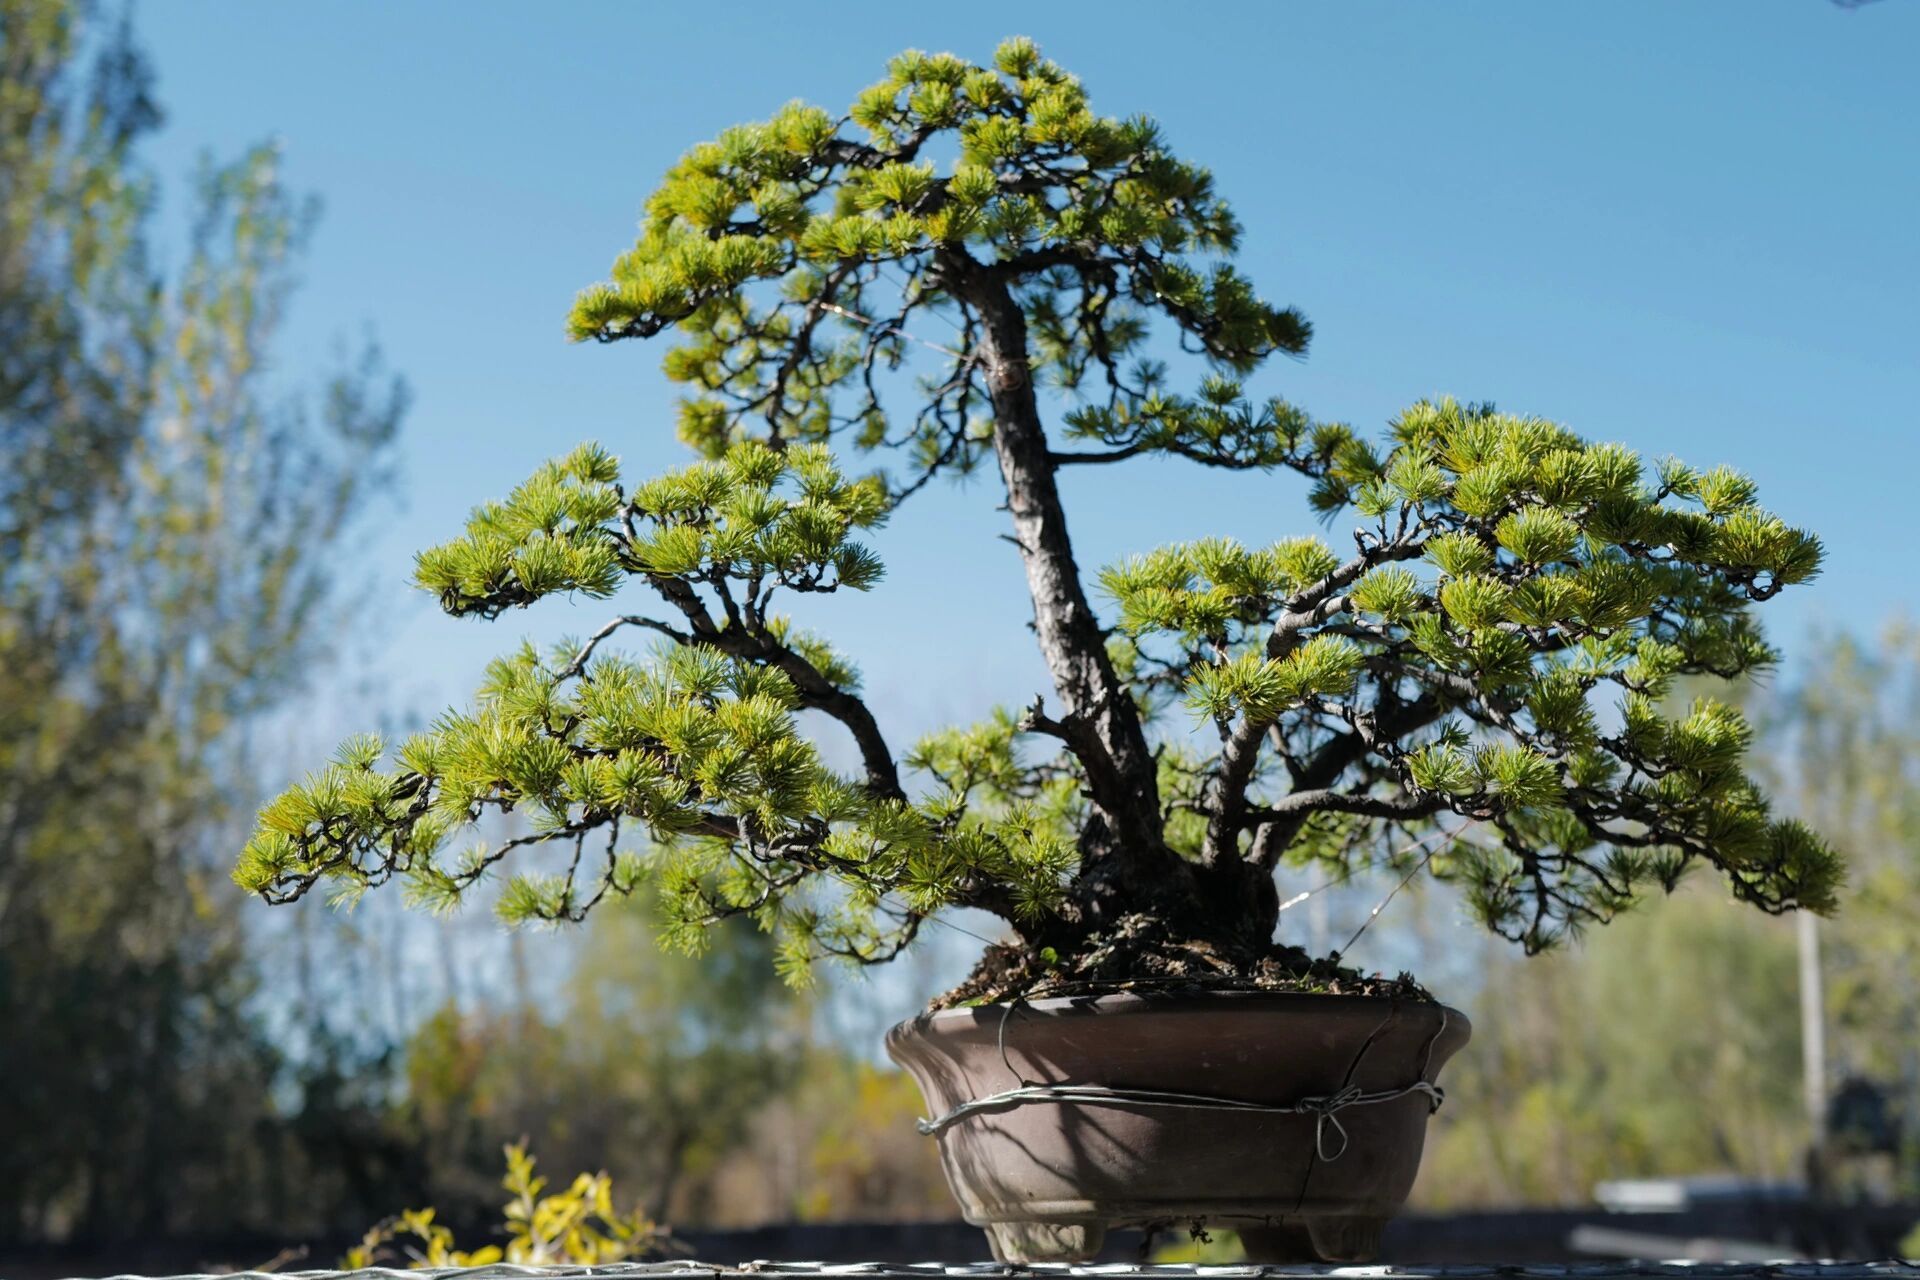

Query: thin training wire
[816,298,972,362]
[1275,855,1374,914]
[888,898,1003,951]
[878,263,967,335]
[1417,1006,1452,1083]
[1275,819,1471,916]
[915,997,1447,1162]
[915,1078,1445,1162]
[1337,820,1481,959]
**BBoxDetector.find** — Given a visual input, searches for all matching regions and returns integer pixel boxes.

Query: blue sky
[138,0,1918,766]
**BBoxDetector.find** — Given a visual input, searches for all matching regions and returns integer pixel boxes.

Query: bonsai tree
[236,39,1838,1002]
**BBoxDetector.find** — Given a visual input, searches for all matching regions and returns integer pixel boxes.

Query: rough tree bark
[938,250,1265,949]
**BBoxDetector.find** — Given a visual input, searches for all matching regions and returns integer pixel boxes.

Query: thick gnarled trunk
[941,252,1233,942]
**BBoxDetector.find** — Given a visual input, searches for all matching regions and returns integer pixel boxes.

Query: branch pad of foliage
[236,445,1075,980]
[565,36,1306,477]
[240,394,1837,966]
[1101,396,1834,948]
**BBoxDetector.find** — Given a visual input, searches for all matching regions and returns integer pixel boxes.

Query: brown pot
[885,990,1469,1264]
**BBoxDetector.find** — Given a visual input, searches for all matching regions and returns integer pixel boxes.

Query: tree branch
[1197,532,1431,867]
[1049,443,1150,466]
[1242,789,1449,825]
[1016,693,1128,805]
[557,615,694,681]
[1248,693,1449,870]
[630,571,907,800]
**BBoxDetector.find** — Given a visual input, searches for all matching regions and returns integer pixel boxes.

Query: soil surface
[931,911,1433,1010]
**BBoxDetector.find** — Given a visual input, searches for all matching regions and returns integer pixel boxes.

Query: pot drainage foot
[1239,1221,1318,1263]
[983,1220,1105,1263]
[1241,1215,1387,1263]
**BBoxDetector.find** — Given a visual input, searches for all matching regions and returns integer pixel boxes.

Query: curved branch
[1049,443,1150,466]
[1198,532,1431,867]
[632,572,906,800]
[1242,789,1449,826]
[1016,693,1127,804]
[557,614,694,681]
[1249,693,1448,870]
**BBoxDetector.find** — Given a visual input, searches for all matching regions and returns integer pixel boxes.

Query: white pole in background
[1797,909,1829,1194]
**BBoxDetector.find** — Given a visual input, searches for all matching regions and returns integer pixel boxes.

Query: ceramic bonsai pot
[885,990,1470,1264]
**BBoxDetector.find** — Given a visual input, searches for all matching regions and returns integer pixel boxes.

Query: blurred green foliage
[1761,626,1920,1091]
[0,0,404,1242]
[398,887,796,1222]
[1417,623,1920,1209]
[1417,885,1805,1206]
[388,889,948,1229]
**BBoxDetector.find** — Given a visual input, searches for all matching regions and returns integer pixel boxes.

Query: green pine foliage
[238,38,1838,980]
[1104,397,1833,946]
[565,38,1306,480]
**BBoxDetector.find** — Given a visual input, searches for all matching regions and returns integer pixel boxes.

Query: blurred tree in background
[395,890,949,1230]
[1416,623,1920,1209]
[1760,626,1920,1101]
[400,891,797,1224]
[1415,888,1804,1206]
[0,0,405,1242]
[1757,625,1920,1205]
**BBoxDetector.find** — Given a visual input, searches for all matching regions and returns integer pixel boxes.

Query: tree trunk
[940,252,1223,940]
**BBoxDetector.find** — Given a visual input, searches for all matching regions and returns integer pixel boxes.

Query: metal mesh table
[56,1260,1920,1280]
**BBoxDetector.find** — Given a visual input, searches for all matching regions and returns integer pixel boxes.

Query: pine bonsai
[236,39,1838,1004]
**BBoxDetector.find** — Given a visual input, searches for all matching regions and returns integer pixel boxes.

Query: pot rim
[894,987,1467,1036]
